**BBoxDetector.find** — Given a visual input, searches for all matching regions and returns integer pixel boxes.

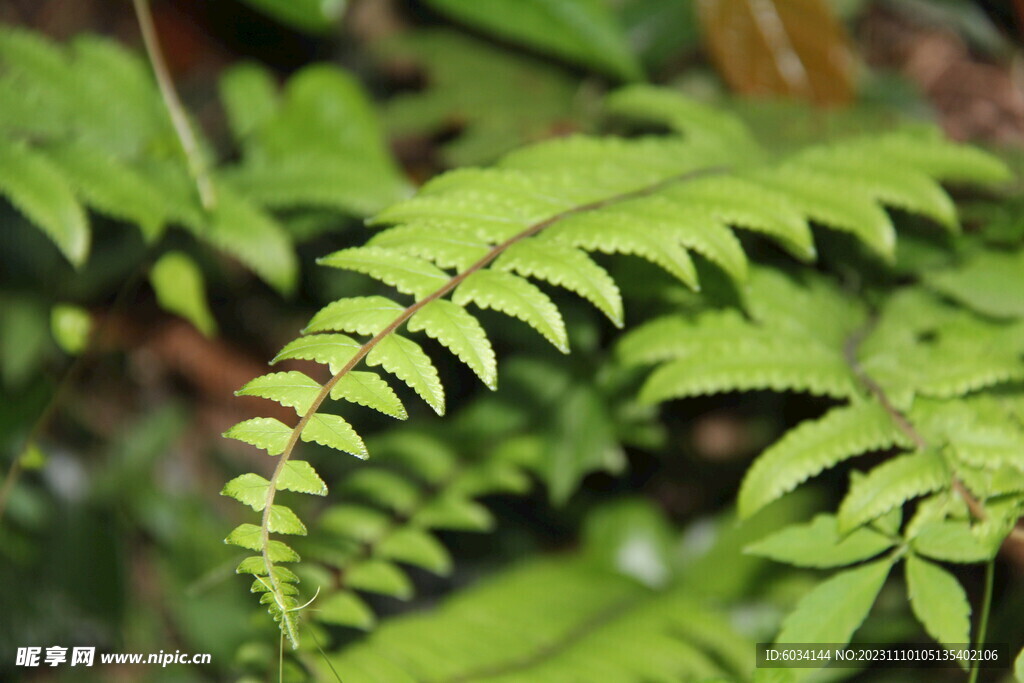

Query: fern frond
[235,371,322,415]
[330,371,408,420]
[739,402,910,519]
[221,88,1010,646]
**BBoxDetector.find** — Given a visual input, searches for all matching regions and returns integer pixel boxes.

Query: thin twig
[132,0,216,210]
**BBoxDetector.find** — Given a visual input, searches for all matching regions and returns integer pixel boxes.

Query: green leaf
[318,246,450,300]
[272,333,362,373]
[422,0,643,81]
[315,591,376,629]
[266,540,300,563]
[331,371,407,420]
[301,413,368,459]
[42,141,167,241]
[376,528,452,575]
[1015,646,1024,682]
[413,495,494,532]
[776,558,892,644]
[50,303,91,355]
[925,249,1024,319]
[221,473,271,511]
[911,520,995,563]
[219,62,278,144]
[205,184,296,295]
[267,504,308,536]
[496,239,624,327]
[0,138,89,266]
[639,342,857,406]
[237,0,345,34]
[303,294,403,337]
[321,504,390,543]
[277,460,328,496]
[366,334,445,415]
[235,371,322,415]
[454,270,569,353]
[838,452,950,533]
[343,469,420,514]
[905,555,971,648]
[149,251,217,336]
[547,211,699,290]
[739,402,908,518]
[745,514,895,568]
[409,299,497,389]
[305,296,406,336]
[345,560,413,599]
[225,523,264,551]
[223,417,293,455]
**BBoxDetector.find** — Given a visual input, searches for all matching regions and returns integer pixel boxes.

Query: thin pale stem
[257,166,726,644]
[132,0,216,210]
[968,560,995,683]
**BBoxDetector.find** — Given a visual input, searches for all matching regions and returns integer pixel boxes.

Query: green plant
[220,81,1015,672]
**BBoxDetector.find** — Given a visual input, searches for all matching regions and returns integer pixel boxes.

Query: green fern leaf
[369,223,491,272]
[219,62,278,145]
[225,523,265,551]
[221,473,271,511]
[301,413,368,459]
[663,176,816,260]
[223,417,293,455]
[408,299,497,389]
[838,452,950,532]
[776,558,892,645]
[745,514,895,568]
[376,528,452,574]
[318,246,451,300]
[321,504,390,543]
[453,270,569,352]
[205,184,297,295]
[605,84,756,150]
[546,210,699,289]
[796,151,958,231]
[869,129,1011,184]
[345,560,413,600]
[267,505,308,536]
[638,342,857,405]
[617,310,754,366]
[0,138,89,266]
[315,591,376,629]
[235,371,322,415]
[343,469,420,514]
[305,296,406,336]
[496,239,624,327]
[413,494,494,531]
[272,333,362,373]
[739,402,908,518]
[331,371,408,420]
[366,334,445,415]
[42,141,167,240]
[422,0,643,81]
[905,555,971,649]
[612,196,750,281]
[277,460,328,496]
[910,520,993,563]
